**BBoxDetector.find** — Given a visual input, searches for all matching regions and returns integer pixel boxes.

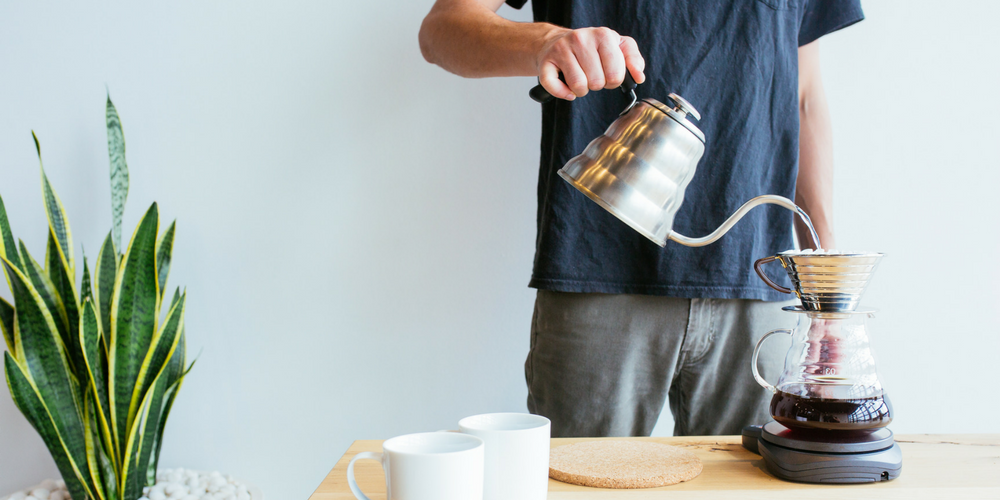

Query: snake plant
[0,96,193,500]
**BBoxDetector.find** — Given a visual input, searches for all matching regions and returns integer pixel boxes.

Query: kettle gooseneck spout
[666,195,821,249]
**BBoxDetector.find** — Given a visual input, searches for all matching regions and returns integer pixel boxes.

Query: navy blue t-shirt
[505,0,864,301]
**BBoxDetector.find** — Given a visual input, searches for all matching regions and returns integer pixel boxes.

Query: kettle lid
[645,93,705,143]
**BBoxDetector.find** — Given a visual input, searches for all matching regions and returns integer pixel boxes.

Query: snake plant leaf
[81,251,93,306]
[34,131,75,274]
[121,388,149,500]
[155,221,175,301]
[95,232,118,338]
[152,333,190,476]
[1,257,92,480]
[96,422,121,500]
[133,324,183,487]
[107,95,129,253]
[18,240,70,348]
[169,287,181,311]
[5,352,94,500]
[83,388,108,500]
[0,296,14,355]
[81,299,116,471]
[46,232,84,380]
[109,202,159,458]
[0,194,25,276]
[133,292,184,425]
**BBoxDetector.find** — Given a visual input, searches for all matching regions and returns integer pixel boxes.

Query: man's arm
[795,40,835,250]
[418,0,645,101]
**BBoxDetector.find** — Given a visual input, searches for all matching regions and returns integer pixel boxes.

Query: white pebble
[149,490,166,500]
[48,492,66,500]
[39,482,57,492]
[165,484,185,496]
[221,495,236,500]
[217,485,235,496]
[24,496,38,500]
[30,490,49,500]
[208,477,227,492]
[138,497,149,500]
[237,493,250,500]
[10,493,27,500]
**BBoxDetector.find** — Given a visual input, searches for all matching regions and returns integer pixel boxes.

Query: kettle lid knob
[668,93,701,121]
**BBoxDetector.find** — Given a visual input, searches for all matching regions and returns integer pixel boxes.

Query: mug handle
[347,451,383,500]
[752,329,792,394]
[753,256,794,294]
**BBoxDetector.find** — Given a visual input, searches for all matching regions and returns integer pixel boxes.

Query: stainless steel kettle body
[559,95,705,246]
[558,93,820,248]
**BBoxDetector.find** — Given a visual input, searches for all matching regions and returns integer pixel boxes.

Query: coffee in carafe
[770,386,893,431]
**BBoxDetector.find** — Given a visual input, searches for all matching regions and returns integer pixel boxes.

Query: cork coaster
[549,440,703,489]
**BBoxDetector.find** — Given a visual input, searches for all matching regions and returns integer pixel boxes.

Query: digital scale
[742,421,902,484]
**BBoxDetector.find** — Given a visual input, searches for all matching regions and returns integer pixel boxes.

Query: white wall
[1,1,997,498]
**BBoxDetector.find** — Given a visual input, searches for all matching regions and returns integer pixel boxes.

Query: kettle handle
[529,70,637,104]
[753,256,794,294]
[752,328,792,394]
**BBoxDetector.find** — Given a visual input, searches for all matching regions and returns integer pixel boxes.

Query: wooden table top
[308,434,1000,500]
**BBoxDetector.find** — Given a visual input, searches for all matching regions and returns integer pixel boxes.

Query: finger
[538,60,575,101]
[619,36,646,84]
[571,30,608,91]
[558,52,590,98]
[596,30,626,88]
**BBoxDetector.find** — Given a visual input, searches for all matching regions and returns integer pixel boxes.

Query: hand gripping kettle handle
[529,70,637,103]
[753,256,794,295]
[752,329,792,394]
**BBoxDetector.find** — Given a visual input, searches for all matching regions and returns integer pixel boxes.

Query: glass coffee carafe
[752,249,891,432]
[752,307,892,431]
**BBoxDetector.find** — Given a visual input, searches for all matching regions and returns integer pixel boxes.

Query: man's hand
[419,0,645,101]
[536,27,646,101]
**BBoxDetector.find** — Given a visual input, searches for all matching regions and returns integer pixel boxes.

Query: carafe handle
[753,256,794,294]
[752,328,792,394]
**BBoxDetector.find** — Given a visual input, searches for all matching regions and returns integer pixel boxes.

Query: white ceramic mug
[458,413,551,500]
[347,432,485,500]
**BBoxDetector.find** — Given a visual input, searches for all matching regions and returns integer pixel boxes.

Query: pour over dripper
[754,250,883,312]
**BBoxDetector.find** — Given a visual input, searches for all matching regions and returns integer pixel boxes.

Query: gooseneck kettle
[530,74,820,248]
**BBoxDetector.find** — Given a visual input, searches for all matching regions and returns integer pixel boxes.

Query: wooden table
[309,434,1000,499]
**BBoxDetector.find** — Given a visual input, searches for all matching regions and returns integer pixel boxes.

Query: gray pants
[525,290,793,437]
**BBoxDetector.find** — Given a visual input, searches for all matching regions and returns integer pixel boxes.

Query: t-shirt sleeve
[798,0,864,46]
[505,0,528,9]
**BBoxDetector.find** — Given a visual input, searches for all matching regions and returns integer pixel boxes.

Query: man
[419,1,863,437]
